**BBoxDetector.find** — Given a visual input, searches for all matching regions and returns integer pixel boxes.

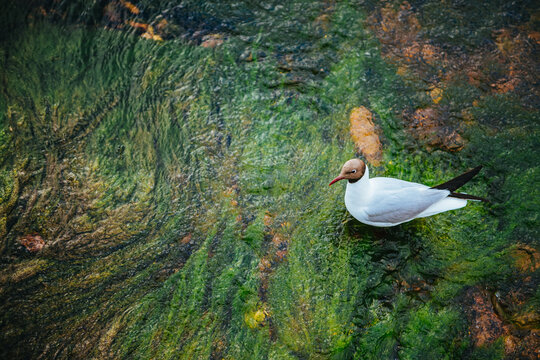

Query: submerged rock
[18,234,45,252]
[200,33,224,48]
[404,107,465,152]
[511,245,540,273]
[349,106,383,165]
[463,287,504,347]
[463,285,540,358]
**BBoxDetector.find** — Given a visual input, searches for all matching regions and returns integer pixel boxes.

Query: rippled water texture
[0,0,539,359]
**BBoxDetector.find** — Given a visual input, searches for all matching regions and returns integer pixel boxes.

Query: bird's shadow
[342,215,428,264]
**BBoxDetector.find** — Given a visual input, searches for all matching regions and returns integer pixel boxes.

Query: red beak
[329,176,345,186]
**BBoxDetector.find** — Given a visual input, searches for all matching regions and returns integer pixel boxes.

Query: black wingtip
[431,165,483,192]
[448,192,490,203]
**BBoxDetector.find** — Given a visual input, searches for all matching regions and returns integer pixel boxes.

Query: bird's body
[330,159,485,227]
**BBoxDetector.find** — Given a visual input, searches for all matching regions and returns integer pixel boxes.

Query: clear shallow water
[0,0,539,359]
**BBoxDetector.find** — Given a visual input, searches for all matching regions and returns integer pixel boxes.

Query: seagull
[329,159,486,227]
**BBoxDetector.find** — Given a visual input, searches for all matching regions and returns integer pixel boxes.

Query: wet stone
[463,287,504,347]
[200,34,225,48]
[18,234,45,253]
[511,245,540,273]
[404,107,465,152]
[349,106,383,165]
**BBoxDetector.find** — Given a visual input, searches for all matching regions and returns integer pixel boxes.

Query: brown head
[329,159,366,186]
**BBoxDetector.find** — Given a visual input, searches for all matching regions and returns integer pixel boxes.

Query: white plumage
[330,159,483,227]
[344,165,466,227]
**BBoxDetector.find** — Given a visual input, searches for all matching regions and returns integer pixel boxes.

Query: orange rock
[528,31,540,44]
[493,29,515,55]
[511,245,540,272]
[429,87,444,104]
[403,43,422,62]
[128,20,148,31]
[407,108,465,152]
[396,65,409,77]
[19,234,45,252]
[461,109,474,123]
[140,26,163,41]
[275,250,288,261]
[156,18,168,32]
[120,0,140,15]
[201,34,224,48]
[372,2,420,48]
[503,326,540,358]
[263,213,273,226]
[258,258,271,272]
[411,108,437,129]
[128,22,163,41]
[467,70,483,87]
[491,77,519,94]
[349,106,382,165]
[181,233,192,244]
[464,288,505,347]
[504,334,519,354]
[421,44,440,64]
[271,234,284,247]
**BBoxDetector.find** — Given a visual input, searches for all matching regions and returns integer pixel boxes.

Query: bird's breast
[344,181,370,216]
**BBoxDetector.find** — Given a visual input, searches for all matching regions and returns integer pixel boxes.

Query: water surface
[0,0,538,358]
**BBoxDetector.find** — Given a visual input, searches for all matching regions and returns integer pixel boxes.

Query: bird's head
[329,159,367,186]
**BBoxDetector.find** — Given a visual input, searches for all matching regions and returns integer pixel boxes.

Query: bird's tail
[448,192,489,202]
[431,166,488,202]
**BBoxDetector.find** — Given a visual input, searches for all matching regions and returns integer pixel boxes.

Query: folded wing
[365,187,449,224]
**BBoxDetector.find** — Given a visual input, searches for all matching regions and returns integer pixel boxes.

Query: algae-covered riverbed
[1,0,539,359]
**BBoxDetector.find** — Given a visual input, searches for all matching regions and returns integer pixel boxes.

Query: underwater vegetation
[0,0,538,358]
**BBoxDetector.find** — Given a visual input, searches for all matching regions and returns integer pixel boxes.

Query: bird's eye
[351,169,357,173]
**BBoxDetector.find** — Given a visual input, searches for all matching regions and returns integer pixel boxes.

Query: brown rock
[19,234,45,252]
[429,87,444,104]
[263,213,273,227]
[503,326,540,359]
[421,44,440,64]
[120,0,140,15]
[528,31,540,44]
[491,77,520,94]
[349,106,383,165]
[520,331,540,358]
[258,258,271,272]
[467,70,483,87]
[201,34,224,48]
[503,334,519,355]
[271,234,284,247]
[493,28,516,55]
[406,108,465,152]
[511,245,540,273]
[180,233,192,244]
[275,250,288,261]
[463,287,504,347]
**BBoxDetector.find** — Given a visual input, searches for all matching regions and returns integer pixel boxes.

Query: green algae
[0,0,539,359]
